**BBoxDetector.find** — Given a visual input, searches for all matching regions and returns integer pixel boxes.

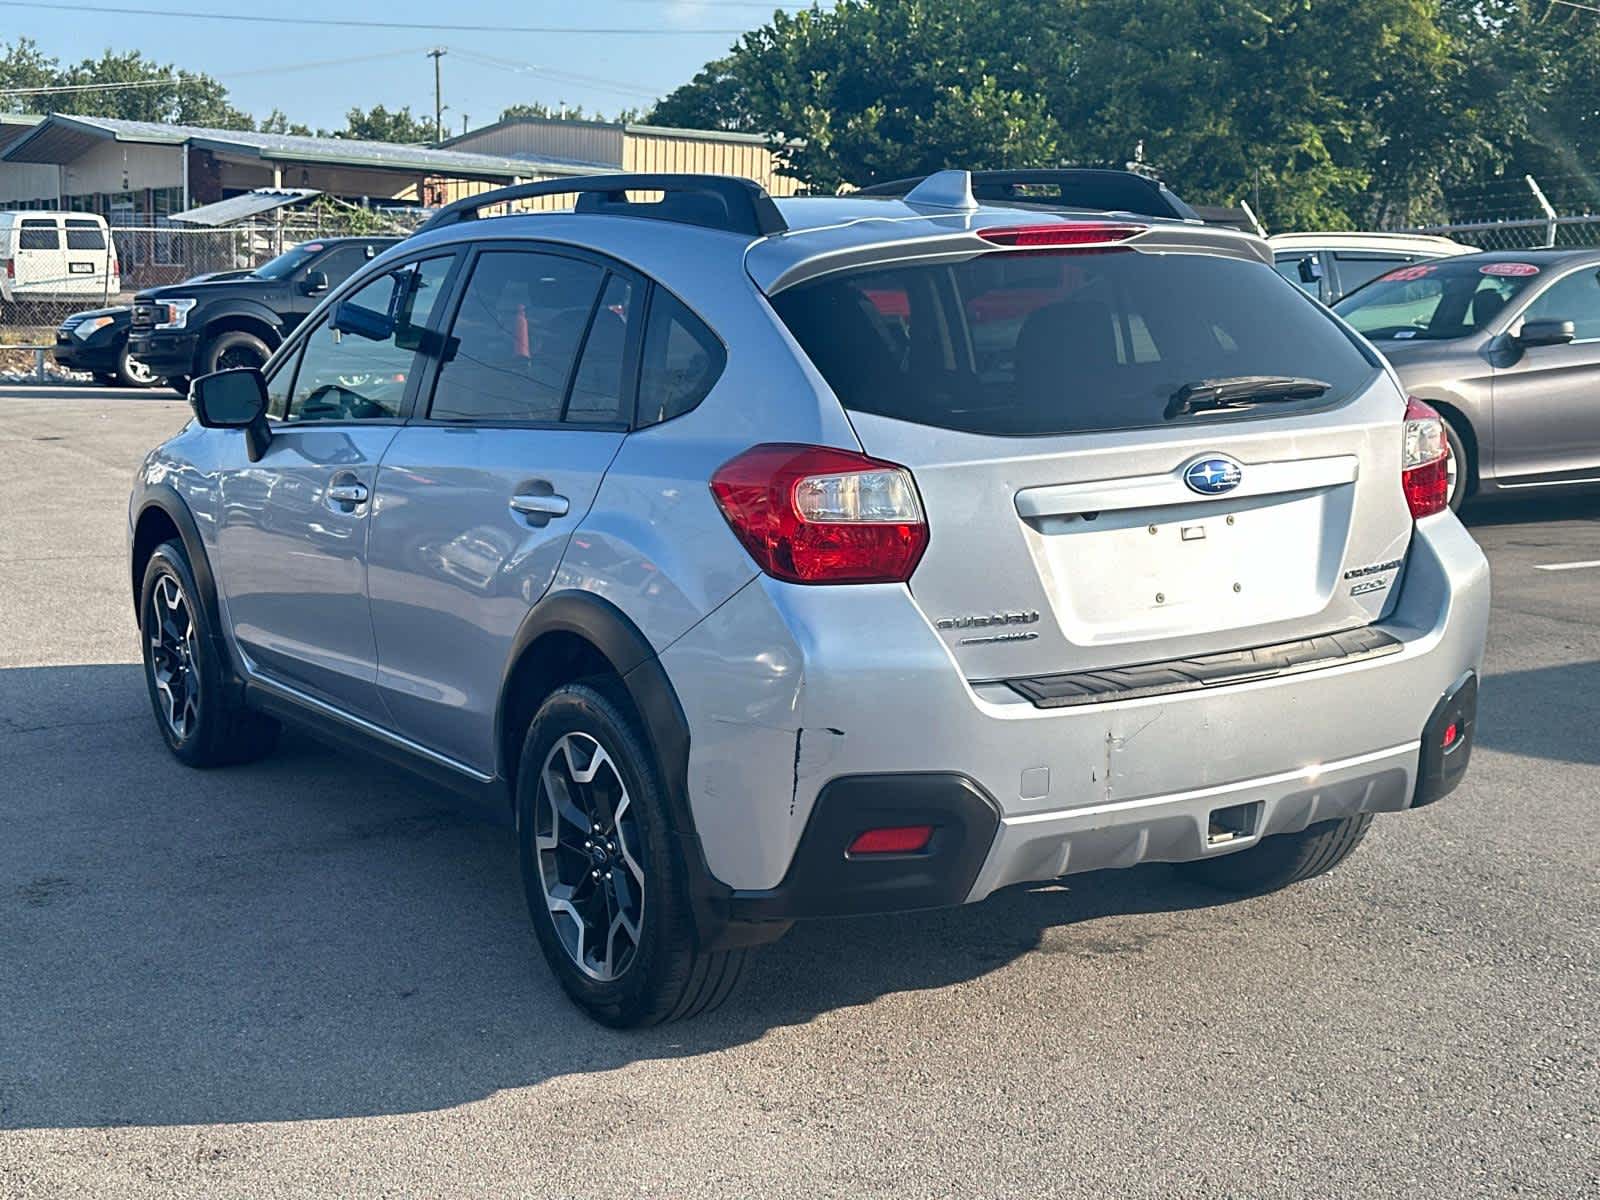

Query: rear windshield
[770,249,1377,436]
[18,220,58,251]
[1334,258,1541,341]
[65,219,106,251]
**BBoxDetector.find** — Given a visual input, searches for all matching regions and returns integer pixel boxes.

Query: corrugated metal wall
[623,132,800,196]
[447,121,623,167]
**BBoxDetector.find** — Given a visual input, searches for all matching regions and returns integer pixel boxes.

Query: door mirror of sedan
[302,270,330,295]
[191,367,272,462]
[1297,257,1322,284]
[1517,318,1576,348]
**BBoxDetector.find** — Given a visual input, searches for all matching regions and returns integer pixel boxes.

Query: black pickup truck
[127,236,398,390]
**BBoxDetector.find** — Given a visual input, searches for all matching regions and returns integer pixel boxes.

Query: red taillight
[2,258,12,279]
[710,443,928,584]
[848,825,934,855]
[1401,396,1450,519]
[1441,722,1459,749]
[977,222,1144,247]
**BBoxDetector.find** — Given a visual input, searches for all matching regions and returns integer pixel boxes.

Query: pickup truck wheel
[516,681,746,1027]
[1176,814,1374,894]
[117,342,161,388]
[204,330,271,374]
[139,539,280,767]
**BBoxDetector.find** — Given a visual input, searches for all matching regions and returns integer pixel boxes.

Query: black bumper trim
[1413,671,1477,807]
[1005,626,1403,709]
[727,773,1002,923]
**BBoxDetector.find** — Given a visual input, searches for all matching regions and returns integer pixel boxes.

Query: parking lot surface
[1,391,1596,1199]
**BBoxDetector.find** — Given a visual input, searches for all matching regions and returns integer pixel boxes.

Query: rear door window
[429,250,605,423]
[64,220,106,251]
[19,219,59,251]
[770,249,1376,436]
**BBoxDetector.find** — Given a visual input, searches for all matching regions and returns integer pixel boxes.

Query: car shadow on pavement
[1475,659,1600,767]
[0,662,1244,1132]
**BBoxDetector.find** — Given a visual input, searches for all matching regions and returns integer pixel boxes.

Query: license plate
[68,262,94,274]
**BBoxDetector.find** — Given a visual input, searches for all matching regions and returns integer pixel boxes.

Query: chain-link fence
[0,205,426,356]
[1404,214,1600,251]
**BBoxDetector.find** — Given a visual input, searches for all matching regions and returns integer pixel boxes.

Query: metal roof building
[0,112,614,220]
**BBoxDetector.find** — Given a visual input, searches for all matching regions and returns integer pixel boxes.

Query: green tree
[336,104,434,144]
[0,40,253,127]
[259,108,313,137]
[651,0,1510,226]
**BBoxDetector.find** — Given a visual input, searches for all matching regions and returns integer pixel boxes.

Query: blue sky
[12,1,813,131]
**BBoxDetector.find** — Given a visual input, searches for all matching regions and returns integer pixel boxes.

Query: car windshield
[1334,258,1543,341]
[251,243,325,280]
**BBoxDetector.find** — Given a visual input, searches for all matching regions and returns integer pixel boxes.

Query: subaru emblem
[1183,456,1243,496]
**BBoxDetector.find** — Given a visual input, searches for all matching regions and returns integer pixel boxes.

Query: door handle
[509,492,570,519]
[328,481,369,505]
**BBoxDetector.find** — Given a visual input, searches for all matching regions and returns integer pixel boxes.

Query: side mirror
[1517,318,1576,348]
[331,299,392,342]
[1297,257,1323,284]
[191,367,272,462]
[302,270,330,295]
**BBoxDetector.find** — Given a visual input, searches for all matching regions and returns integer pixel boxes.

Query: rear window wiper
[1165,376,1330,420]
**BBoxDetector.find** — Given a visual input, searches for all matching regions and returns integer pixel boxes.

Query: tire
[94,372,120,387]
[1175,814,1374,894]
[516,680,745,1027]
[169,376,190,397]
[202,330,271,375]
[116,341,162,388]
[139,539,280,768]
[1442,417,1470,513]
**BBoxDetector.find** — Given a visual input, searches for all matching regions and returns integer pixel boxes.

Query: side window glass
[1522,269,1600,341]
[430,250,605,422]
[1273,252,1320,296]
[565,273,636,424]
[287,257,451,423]
[1334,254,1408,297]
[265,344,302,419]
[314,246,369,287]
[637,290,726,426]
[19,219,59,251]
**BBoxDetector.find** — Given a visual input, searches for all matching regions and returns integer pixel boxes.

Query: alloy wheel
[1444,438,1459,507]
[534,732,645,981]
[123,350,157,385]
[147,574,200,741]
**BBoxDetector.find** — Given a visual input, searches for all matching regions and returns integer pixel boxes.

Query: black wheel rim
[216,345,263,371]
[534,732,644,981]
[147,573,200,741]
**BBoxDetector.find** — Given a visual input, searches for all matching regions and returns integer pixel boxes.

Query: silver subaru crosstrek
[128,171,1490,1026]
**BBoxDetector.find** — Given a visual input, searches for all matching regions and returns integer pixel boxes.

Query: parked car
[128,171,1489,1027]
[1334,248,1600,509]
[0,211,119,318]
[857,167,1203,221]
[1269,232,1476,305]
[53,306,162,387]
[127,235,398,389]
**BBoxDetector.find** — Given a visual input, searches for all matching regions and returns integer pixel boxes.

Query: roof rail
[414,172,787,238]
[856,169,1200,223]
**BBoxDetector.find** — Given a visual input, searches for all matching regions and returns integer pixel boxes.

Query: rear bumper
[662,510,1491,907]
[126,331,197,378]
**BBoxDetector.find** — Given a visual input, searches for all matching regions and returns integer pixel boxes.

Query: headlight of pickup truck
[153,299,197,329]
[72,315,116,340]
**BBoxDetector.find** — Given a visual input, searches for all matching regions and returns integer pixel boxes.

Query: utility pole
[428,47,447,144]
[462,114,469,136]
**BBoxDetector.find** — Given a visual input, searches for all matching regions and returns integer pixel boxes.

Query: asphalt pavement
[1,390,1595,1199]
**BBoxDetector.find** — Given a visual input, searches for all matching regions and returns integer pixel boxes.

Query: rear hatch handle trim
[1013,454,1360,520]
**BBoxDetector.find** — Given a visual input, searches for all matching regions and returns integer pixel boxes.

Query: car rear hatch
[758,217,1418,685]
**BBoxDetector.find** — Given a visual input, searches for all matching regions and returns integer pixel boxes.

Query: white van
[0,212,120,313]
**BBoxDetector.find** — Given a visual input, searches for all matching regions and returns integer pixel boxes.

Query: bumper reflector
[847,825,934,855]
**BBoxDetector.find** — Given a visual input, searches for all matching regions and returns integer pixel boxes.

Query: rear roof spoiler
[414,173,788,239]
[856,169,1202,223]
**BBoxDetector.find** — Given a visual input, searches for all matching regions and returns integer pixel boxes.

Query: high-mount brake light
[977,223,1145,248]
[1401,396,1450,519]
[710,444,928,585]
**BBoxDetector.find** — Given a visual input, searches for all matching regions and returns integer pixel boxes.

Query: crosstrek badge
[1480,262,1540,277]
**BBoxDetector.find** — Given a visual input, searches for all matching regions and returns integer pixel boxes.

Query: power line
[449,48,670,101]
[0,1,752,35]
[0,47,432,98]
